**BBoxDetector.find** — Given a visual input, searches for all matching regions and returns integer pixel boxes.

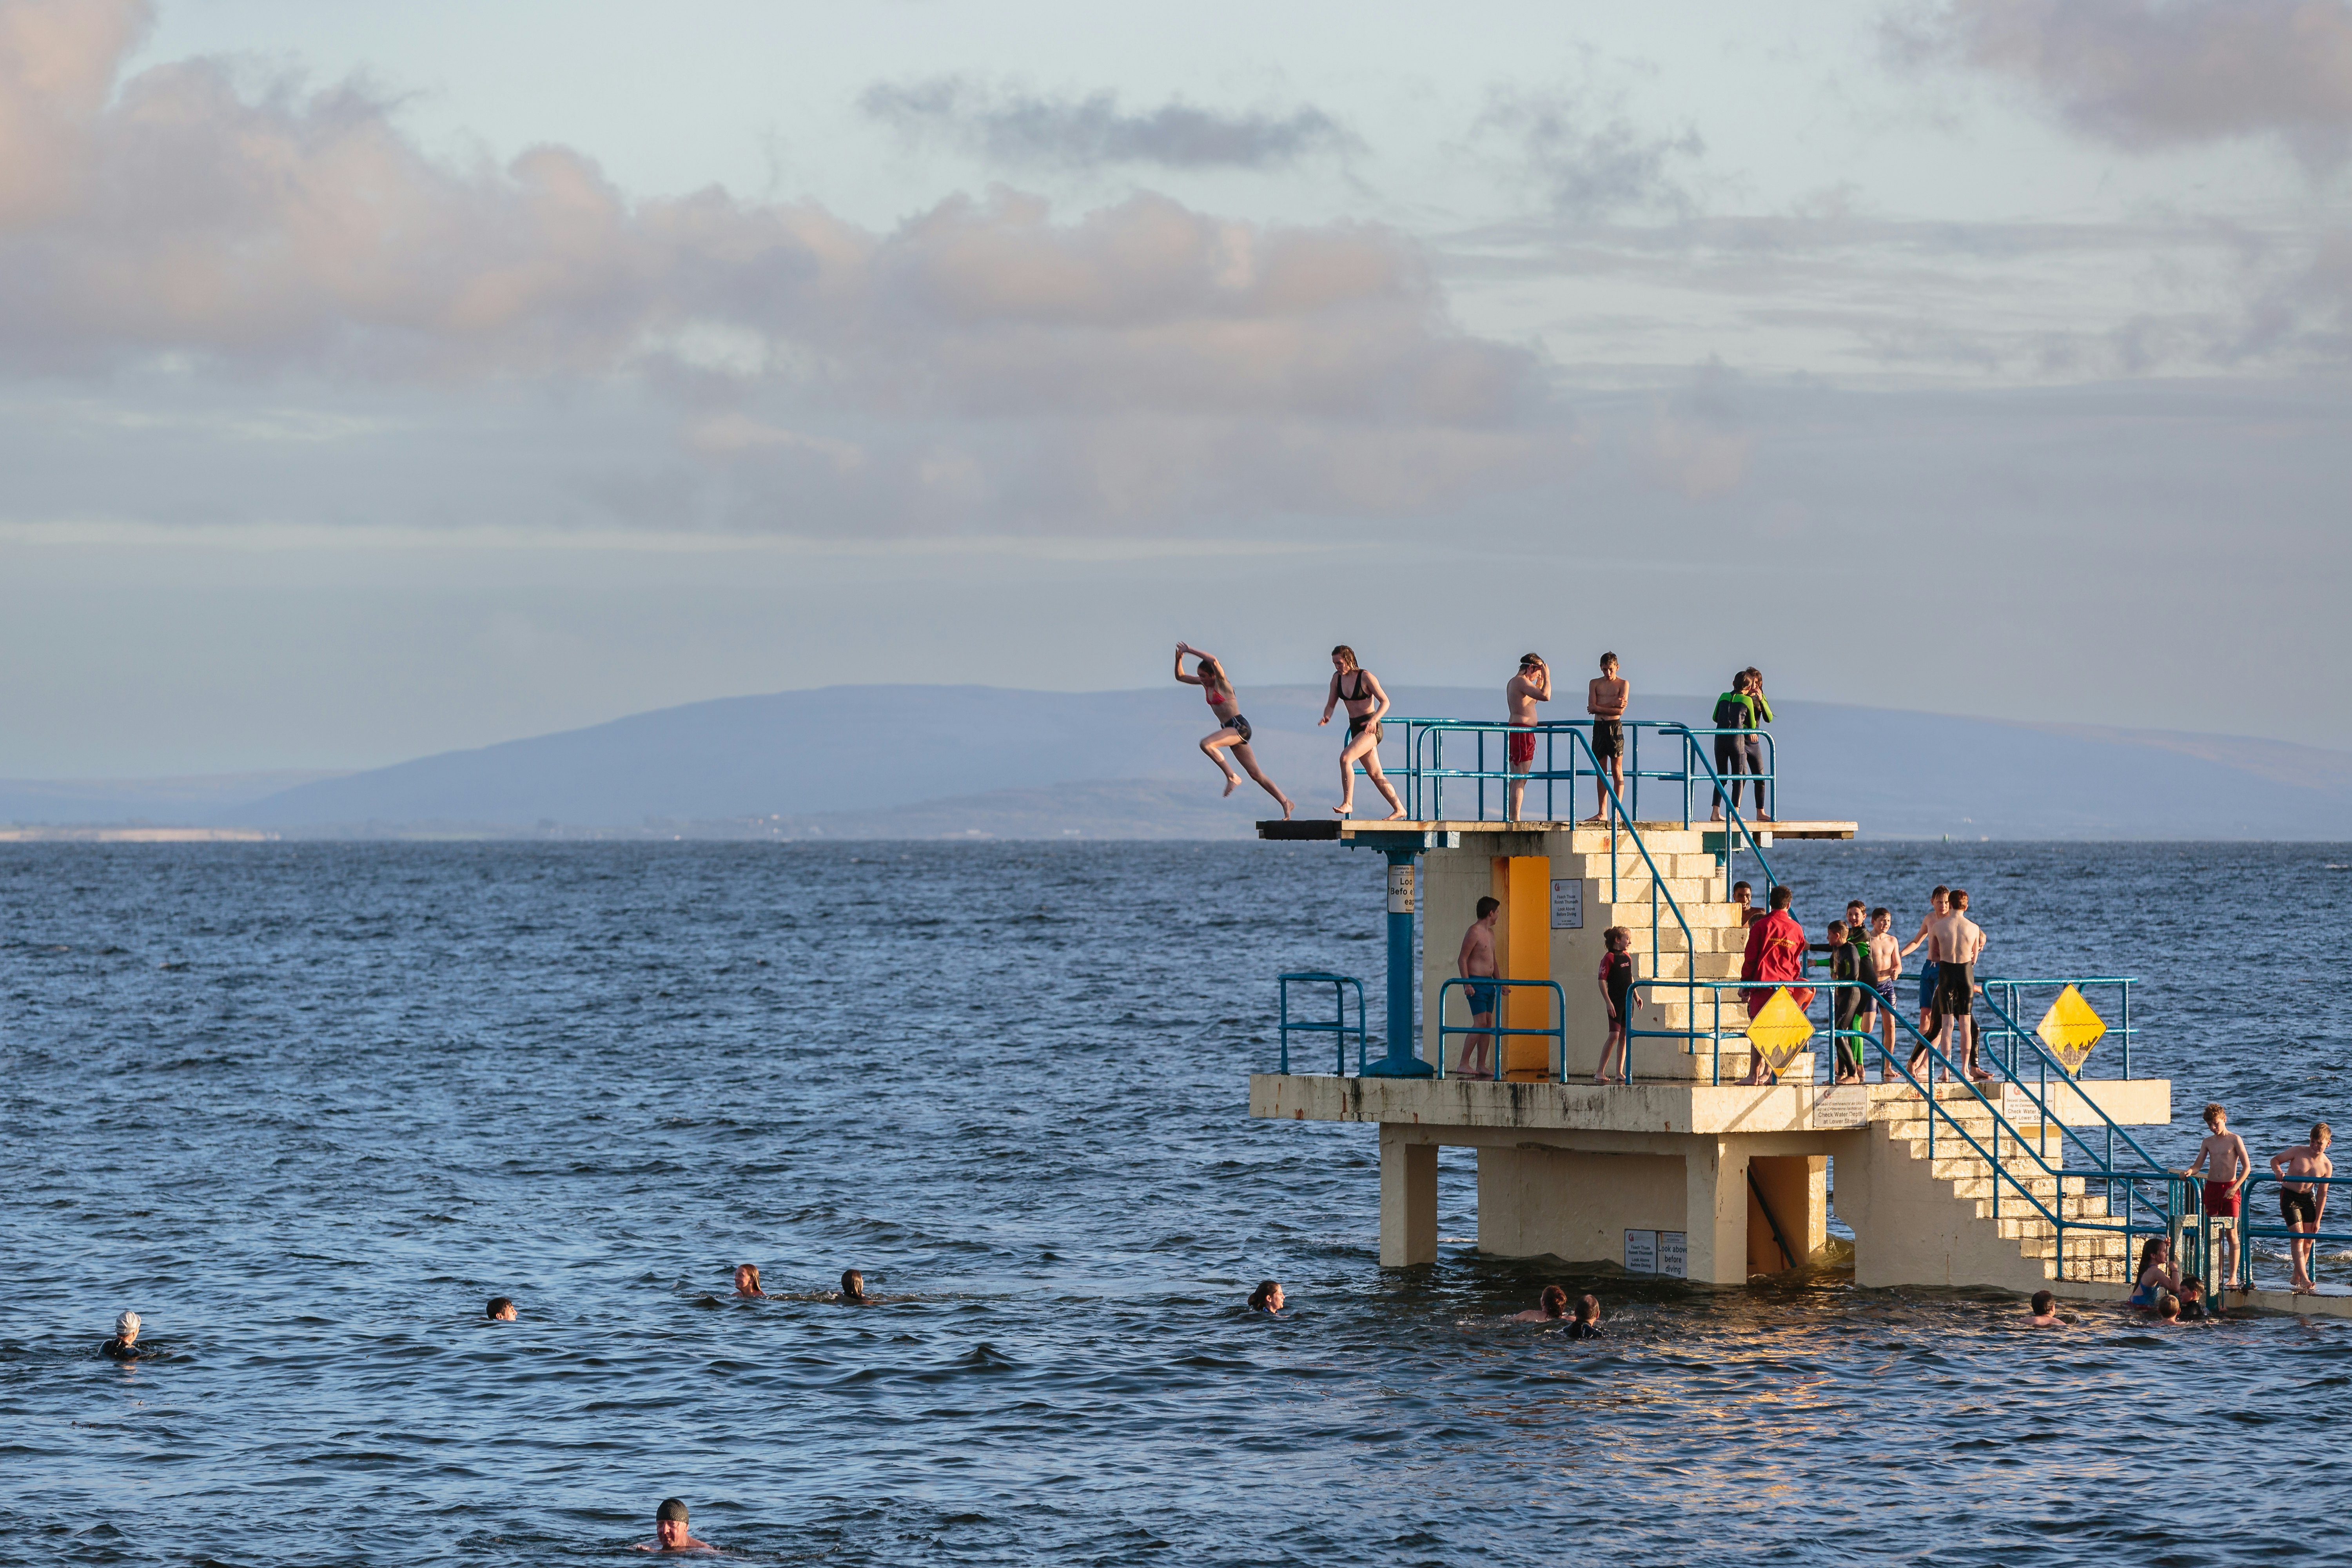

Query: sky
[0,0,2346,776]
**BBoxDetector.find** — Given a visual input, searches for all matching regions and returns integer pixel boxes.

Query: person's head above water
[114,1311,140,1344]
[733,1264,763,1298]
[1574,1293,1599,1324]
[645,1497,711,1553]
[840,1269,866,1302]
[486,1297,516,1321]
[1249,1279,1284,1312]
[1539,1285,1568,1319]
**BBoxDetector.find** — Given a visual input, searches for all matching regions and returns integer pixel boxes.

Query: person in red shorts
[1738,885,1811,1085]
[1504,653,1550,822]
[2184,1102,2251,1292]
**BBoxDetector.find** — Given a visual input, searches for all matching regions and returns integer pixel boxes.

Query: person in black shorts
[1826,920,1866,1083]
[2270,1122,2333,1293]
[1584,653,1628,824]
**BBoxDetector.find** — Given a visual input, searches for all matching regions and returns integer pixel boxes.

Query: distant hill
[0,771,342,827]
[185,686,2352,840]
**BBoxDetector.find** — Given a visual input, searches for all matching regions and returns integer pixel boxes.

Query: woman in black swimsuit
[1175,643,1294,818]
[1319,646,1405,819]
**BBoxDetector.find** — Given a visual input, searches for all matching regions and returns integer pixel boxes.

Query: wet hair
[735,1263,760,1293]
[1827,920,1847,938]
[2315,1122,2333,1145]
[1869,906,1890,922]
[2181,1274,2204,1296]
[1539,1285,1568,1318]
[1519,652,1543,669]
[2157,1293,2180,1321]
[2136,1236,2167,1278]
[1769,886,1793,910]
[1331,645,1358,670]
[1475,895,1501,919]
[1598,652,1617,670]
[1931,885,1949,900]
[1574,1293,1599,1322]
[657,1499,689,1524]
[1732,881,1752,898]
[2203,1102,2225,1127]
[1604,925,1629,948]
[1249,1279,1281,1310]
[840,1269,865,1300]
[2030,1290,2055,1314]
[485,1296,513,1319]
[1949,889,1970,909]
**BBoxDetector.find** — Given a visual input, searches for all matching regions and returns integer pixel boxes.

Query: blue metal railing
[1433,977,1567,1081]
[2227,1172,2350,1294]
[1384,717,1775,831]
[1973,977,2140,1080]
[1277,972,1368,1076]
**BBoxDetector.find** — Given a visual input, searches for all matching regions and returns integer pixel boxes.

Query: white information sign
[1386,864,1415,915]
[1813,1085,1867,1130]
[1550,878,1584,930]
[2001,1084,2034,1125]
[1623,1229,1657,1274]
[1658,1231,1688,1279]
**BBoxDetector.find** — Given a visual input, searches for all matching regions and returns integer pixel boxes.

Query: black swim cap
[657,1498,689,1523]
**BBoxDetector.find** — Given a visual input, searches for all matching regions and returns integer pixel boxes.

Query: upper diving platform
[1259,817,1857,843]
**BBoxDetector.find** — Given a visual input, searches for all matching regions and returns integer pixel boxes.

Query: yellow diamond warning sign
[1743,987,1816,1072]
[2036,985,2107,1075]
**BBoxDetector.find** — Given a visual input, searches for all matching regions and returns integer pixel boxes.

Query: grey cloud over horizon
[0,0,1557,532]
[859,76,1361,170]
[1475,87,1703,220]
[1887,0,2352,167]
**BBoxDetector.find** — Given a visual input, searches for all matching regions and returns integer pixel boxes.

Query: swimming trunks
[1222,713,1252,744]
[1465,980,1499,1016]
[1508,730,1537,767]
[2282,1189,2321,1225]
[1591,719,1623,759]
[2203,1180,2241,1218]
[1916,960,1941,1013]
[1933,962,1975,1020]
[1347,716,1383,744]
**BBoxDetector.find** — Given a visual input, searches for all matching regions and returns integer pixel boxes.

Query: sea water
[2,840,2348,1566]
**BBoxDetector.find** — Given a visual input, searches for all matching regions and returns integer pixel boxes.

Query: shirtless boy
[1899,887,1951,1080]
[1456,897,1502,1079]
[1730,881,1759,928]
[635,1498,714,1553]
[1864,908,1901,1077]
[1926,889,1989,1082]
[2270,1121,2334,1294]
[1584,653,1628,824]
[1504,654,1551,823]
[2184,1102,2251,1292]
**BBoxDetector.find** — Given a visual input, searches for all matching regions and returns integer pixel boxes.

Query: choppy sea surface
[4,839,2350,1568]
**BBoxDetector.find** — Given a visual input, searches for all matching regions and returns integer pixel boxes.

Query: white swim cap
[116,1311,140,1338]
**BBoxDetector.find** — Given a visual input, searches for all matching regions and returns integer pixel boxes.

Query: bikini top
[1204,682,1234,709]
[1341,669,1370,701]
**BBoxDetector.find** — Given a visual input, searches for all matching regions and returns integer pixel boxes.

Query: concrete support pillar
[1379,1123,1438,1267]
[1684,1139,1750,1284]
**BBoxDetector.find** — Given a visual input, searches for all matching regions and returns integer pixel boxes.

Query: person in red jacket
[1739,885,1811,1085]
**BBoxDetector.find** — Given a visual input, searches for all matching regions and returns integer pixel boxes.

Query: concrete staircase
[1852,1087,2135,1290]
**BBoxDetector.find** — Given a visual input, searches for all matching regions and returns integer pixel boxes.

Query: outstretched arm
[1174,644,1205,685]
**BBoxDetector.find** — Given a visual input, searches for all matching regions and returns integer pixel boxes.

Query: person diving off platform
[1175,643,1294,818]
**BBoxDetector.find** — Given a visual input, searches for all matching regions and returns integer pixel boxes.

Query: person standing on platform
[1899,886,1951,1080]
[1321,646,1405,820]
[2185,1103,2252,1293]
[1926,889,1989,1083]
[1504,653,1550,823]
[1174,643,1294,819]
[1456,897,1503,1080]
[1708,673,1752,823]
[1584,653,1629,824]
[1595,925,1637,1085]
[1826,920,1866,1085]
[2270,1123,2332,1294]
[1738,886,1810,1086]
[1865,907,1901,1077]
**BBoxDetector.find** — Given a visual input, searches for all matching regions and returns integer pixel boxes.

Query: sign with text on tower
[1550,879,1583,929]
[1386,865,1414,915]
[1624,1230,1688,1278]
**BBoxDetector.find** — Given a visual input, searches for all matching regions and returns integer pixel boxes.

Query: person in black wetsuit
[1568,1294,1604,1339]
[100,1311,143,1360]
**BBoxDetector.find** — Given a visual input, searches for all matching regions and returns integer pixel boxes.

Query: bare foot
[1222,773,1240,798]
[1580,813,1607,824]
[1383,806,1408,820]
[1757,813,1774,823]
[1278,798,1295,820]
[1707,809,1724,822]
[1333,802,1352,817]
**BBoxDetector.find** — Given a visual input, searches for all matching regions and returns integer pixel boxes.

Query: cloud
[860,76,1359,170]
[0,0,1555,530]
[1476,87,1703,221]
[1641,359,1751,499]
[1887,0,2352,167]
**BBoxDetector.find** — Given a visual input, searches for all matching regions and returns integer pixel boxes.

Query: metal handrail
[1973,976,2141,1080]
[1659,725,1779,906]
[2229,1171,2351,1293]
[1276,972,1367,1076]
[1433,977,1567,1082]
[1380,716,1775,828]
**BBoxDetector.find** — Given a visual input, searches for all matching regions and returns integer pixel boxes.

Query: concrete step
[2017,1234,2132,1260]
[1644,952,1745,981]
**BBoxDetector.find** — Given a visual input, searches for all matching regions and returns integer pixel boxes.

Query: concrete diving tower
[1252,813,2173,1297]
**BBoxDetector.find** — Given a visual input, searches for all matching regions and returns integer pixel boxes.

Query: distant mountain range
[2,686,2347,839]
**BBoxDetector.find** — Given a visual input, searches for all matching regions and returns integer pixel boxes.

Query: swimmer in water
[634,1497,714,1553]
[733,1265,764,1298]
[1512,1285,1570,1323]
[486,1296,517,1321]
[1248,1279,1285,1312]
[100,1311,142,1360]
[839,1269,867,1303]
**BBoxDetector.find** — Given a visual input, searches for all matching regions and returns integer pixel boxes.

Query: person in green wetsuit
[1708,669,1774,822]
